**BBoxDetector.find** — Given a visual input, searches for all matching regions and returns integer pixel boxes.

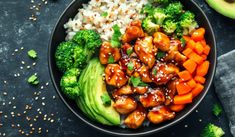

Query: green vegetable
[28,74,39,85]
[76,58,120,125]
[180,37,186,47]
[101,93,111,106]
[108,55,115,64]
[179,11,198,35]
[213,104,222,116]
[157,51,166,59]
[28,50,37,59]
[174,25,183,39]
[165,2,183,17]
[162,19,177,34]
[101,12,108,17]
[141,3,154,15]
[149,0,169,5]
[127,62,134,71]
[142,16,160,34]
[201,123,225,137]
[110,24,122,48]
[126,49,133,56]
[129,76,148,87]
[55,30,102,72]
[73,30,102,51]
[60,68,81,100]
[152,8,167,26]
[152,68,157,76]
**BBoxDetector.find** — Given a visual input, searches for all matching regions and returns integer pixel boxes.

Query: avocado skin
[76,58,120,125]
[206,0,235,19]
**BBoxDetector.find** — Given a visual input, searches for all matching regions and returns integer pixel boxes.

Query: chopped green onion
[126,49,133,56]
[28,50,37,59]
[101,12,108,17]
[111,24,122,48]
[157,51,166,59]
[129,76,148,87]
[101,93,111,106]
[108,55,115,64]
[127,62,134,71]
[28,74,39,85]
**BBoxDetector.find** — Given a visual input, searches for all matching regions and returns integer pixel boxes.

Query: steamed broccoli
[55,30,102,72]
[142,16,160,34]
[141,3,154,15]
[149,0,169,5]
[201,123,225,137]
[153,8,167,26]
[163,19,177,34]
[165,2,183,17]
[55,41,78,72]
[60,68,81,100]
[73,30,102,51]
[213,104,222,116]
[179,11,198,35]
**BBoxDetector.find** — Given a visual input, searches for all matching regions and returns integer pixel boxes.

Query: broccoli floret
[165,2,183,17]
[153,8,167,26]
[73,46,90,69]
[73,30,102,52]
[179,11,198,35]
[142,16,160,34]
[213,104,222,116]
[141,3,154,15]
[149,0,169,5]
[60,68,81,100]
[55,41,77,72]
[201,123,225,137]
[163,19,177,34]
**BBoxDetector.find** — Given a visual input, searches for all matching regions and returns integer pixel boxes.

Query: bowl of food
[48,0,216,136]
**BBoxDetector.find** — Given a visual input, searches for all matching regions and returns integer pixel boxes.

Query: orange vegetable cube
[192,83,204,98]
[194,42,204,55]
[194,76,206,84]
[188,52,203,64]
[183,36,191,43]
[182,48,193,57]
[187,79,197,88]
[203,45,211,55]
[176,82,192,95]
[196,61,210,76]
[191,28,205,41]
[169,104,185,112]
[183,59,197,74]
[186,40,196,49]
[178,70,192,81]
[200,39,207,47]
[201,54,207,61]
[174,92,193,105]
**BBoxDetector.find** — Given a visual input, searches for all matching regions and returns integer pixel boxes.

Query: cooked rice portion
[64,0,148,41]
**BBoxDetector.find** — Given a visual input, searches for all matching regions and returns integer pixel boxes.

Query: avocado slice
[206,0,235,19]
[77,58,120,125]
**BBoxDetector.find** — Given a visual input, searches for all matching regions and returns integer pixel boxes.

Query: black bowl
[48,0,216,136]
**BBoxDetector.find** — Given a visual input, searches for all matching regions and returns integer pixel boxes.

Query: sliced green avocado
[206,0,235,19]
[77,58,120,125]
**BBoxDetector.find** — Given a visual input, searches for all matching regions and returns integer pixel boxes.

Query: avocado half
[206,0,235,19]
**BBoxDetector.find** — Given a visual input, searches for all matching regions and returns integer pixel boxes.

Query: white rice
[64,0,148,41]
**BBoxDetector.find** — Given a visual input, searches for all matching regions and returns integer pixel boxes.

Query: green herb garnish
[152,68,157,76]
[213,104,222,116]
[126,49,133,56]
[129,76,148,87]
[108,55,115,64]
[157,51,166,59]
[111,24,122,48]
[101,12,108,17]
[127,62,134,71]
[101,93,111,106]
[180,37,186,47]
[28,50,37,59]
[28,74,39,85]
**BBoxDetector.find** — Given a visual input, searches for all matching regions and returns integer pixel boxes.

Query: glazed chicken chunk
[105,64,128,87]
[124,105,147,129]
[147,106,175,124]
[112,85,133,98]
[122,20,145,43]
[113,96,137,114]
[153,32,170,52]
[99,42,121,65]
[135,36,157,69]
[139,88,165,108]
[165,79,178,105]
[132,86,148,94]
[151,62,179,85]
[138,65,152,83]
